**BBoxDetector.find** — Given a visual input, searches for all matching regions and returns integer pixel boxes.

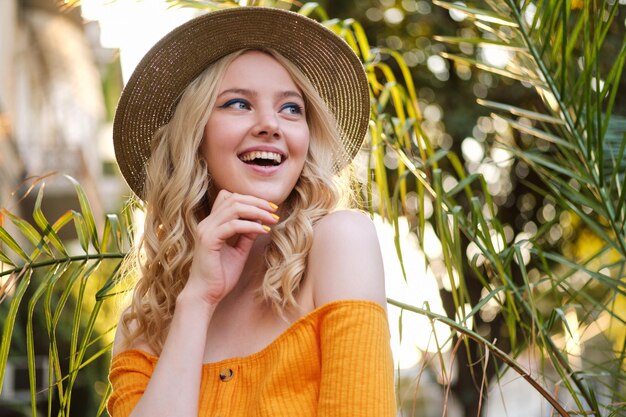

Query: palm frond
[0,176,132,412]
[430,0,626,414]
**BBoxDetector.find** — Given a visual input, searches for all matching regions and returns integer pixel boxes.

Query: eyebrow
[217,88,304,101]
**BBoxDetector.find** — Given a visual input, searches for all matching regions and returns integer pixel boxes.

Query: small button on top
[219,368,234,382]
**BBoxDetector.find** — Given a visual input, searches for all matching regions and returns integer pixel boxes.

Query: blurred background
[1,0,625,416]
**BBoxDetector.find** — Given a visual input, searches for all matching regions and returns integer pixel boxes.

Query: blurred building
[0,1,25,204]
[0,0,125,411]
[0,0,126,233]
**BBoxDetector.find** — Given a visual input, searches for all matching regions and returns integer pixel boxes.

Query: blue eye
[282,103,304,115]
[220,99,250,110]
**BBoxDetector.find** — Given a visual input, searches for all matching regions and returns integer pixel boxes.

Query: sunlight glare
[0,267,15,298]
[513,232,532,265]
[449,2,467,22]
[383,7,405,25]
[564,307,582,369]
[374,215,452,369]
[591,77,606,94]
[524,3,538,26]
[480,45,513,69]
[466,241,485,267]
[81,0,197,83]
[461,137,484,163]
[491,147,513,168]
[441,267,460,292]
[456,303,473,329]
[423,222,443,259]
[132,207,145,246]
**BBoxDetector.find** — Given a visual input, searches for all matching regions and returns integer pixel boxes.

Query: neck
[231,234,271,296]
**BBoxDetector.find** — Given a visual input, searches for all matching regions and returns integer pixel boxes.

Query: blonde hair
[121,49,355,354]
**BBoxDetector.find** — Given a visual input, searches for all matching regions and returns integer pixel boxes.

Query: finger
[207,219,270,247]
[211,190,277,213]
[233,233,257,255]
[201,201,279,230]
[213,189,232,206]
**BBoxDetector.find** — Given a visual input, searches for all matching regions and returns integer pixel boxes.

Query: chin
[254,190,291,205]
[224,184,289,204]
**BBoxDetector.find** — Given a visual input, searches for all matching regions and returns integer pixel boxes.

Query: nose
[252,108,281,139]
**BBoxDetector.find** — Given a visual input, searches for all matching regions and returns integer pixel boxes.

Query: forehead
[219,51,300,91]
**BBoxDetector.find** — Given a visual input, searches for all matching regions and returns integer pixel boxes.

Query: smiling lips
[239,150,284,166]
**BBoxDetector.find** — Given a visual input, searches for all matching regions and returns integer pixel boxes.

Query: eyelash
[220,99,250,110]
[219,99,304,115]
[282,103,304,115]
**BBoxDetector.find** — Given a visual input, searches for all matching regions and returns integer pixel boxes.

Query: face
[201,51,310,205]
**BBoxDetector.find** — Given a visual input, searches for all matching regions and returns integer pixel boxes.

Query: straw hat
[113,6,370,199]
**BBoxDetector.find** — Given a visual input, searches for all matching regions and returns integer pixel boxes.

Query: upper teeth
[240,151,282,164]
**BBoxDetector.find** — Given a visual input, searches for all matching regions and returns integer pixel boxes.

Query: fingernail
[262,225,271,233]
[269,202,278,210]
[271,213,280,221]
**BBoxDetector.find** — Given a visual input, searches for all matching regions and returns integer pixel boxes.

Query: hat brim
[113,7,370,199]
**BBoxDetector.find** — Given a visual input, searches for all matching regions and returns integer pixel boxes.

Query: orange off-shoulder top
[107,300,396,416]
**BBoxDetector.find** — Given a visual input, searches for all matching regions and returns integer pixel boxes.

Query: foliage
[0,178,133,416]
[426,0,626,415]
[1,1,625,416]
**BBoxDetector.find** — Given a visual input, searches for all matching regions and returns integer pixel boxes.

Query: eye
[281,103,304,115]
[220,99,250,110]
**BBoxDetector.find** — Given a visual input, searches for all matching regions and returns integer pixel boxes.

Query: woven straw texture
[113,7,370,198]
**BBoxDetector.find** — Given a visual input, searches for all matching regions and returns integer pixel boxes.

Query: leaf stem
[387,298,572,417]
[0,253,126,279]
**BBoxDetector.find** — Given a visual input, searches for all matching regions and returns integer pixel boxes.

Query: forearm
[128,291,215,417]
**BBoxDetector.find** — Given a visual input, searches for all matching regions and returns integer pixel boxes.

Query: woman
[108,7,395,417]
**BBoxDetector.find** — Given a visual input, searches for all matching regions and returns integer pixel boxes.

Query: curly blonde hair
[121,49,356,354]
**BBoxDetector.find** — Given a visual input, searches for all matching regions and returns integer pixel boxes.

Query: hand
[184,190,279,306]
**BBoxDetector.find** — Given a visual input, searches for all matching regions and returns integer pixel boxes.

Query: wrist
[176,286,219,315]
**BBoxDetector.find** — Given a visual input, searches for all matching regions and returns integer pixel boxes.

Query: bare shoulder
[111,309,155,357]
[308,210,387,308]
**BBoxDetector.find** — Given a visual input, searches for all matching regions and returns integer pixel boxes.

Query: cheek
[200,139,226,186]
[201,120,214,159]
[293,127,310,162]
[202,122,232,164]
[200,137,216,172]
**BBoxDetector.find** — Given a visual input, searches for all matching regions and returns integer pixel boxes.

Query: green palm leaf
[0,176,131,415]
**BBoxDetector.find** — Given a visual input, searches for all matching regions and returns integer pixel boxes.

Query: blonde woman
[108,7,395,417]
